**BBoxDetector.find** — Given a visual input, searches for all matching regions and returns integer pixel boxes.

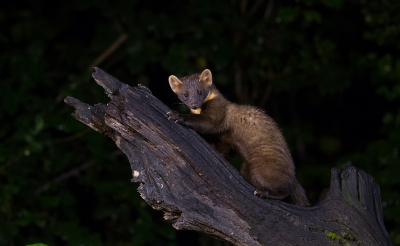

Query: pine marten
[166,69,310,206]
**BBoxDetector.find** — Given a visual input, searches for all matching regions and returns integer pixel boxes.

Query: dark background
[1,0,400,245]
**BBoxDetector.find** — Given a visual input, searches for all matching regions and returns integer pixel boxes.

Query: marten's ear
[199,69,212,87]
[169,75,183,94]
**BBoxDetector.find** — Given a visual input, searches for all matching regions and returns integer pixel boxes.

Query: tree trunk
[64,68,393,246]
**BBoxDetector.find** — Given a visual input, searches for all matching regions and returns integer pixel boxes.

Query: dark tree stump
[65,68,393,246]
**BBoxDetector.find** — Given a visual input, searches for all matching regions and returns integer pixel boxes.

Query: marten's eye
[183,92,188,97]
[197,90,202,95]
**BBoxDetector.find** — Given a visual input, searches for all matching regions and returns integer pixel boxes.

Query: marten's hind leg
[240,162,291,200]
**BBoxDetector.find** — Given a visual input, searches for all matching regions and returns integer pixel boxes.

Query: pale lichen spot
[133,170,139,177]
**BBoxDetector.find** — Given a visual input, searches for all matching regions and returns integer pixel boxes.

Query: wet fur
[167,69,310,206]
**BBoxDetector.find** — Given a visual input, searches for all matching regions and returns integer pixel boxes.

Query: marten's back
[224,103,296,189]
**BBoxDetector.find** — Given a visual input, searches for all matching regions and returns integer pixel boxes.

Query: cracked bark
[64,68,393,246]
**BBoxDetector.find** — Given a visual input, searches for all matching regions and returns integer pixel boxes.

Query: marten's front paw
[167,111,184,124]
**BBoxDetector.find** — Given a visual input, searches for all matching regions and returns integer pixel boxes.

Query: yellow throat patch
[190,108,202,114]
[189,90,217,115]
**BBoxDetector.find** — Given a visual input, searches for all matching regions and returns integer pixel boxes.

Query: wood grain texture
[65,68,393,246]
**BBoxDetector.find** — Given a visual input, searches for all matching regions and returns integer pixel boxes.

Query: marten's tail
[289,179,310,207]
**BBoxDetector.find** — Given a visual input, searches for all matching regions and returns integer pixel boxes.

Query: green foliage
[0,0,399,245]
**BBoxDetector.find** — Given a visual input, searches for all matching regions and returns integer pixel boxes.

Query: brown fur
[167,69,310,206]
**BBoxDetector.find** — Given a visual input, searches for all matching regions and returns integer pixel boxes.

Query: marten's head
[169,69,214,113]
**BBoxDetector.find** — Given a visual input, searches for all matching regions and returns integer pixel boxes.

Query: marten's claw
[254,190,263,197]
[174,118,184,124]
[167,110,180,122]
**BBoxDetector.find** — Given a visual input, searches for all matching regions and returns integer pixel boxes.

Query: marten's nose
[190,103,198,109]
